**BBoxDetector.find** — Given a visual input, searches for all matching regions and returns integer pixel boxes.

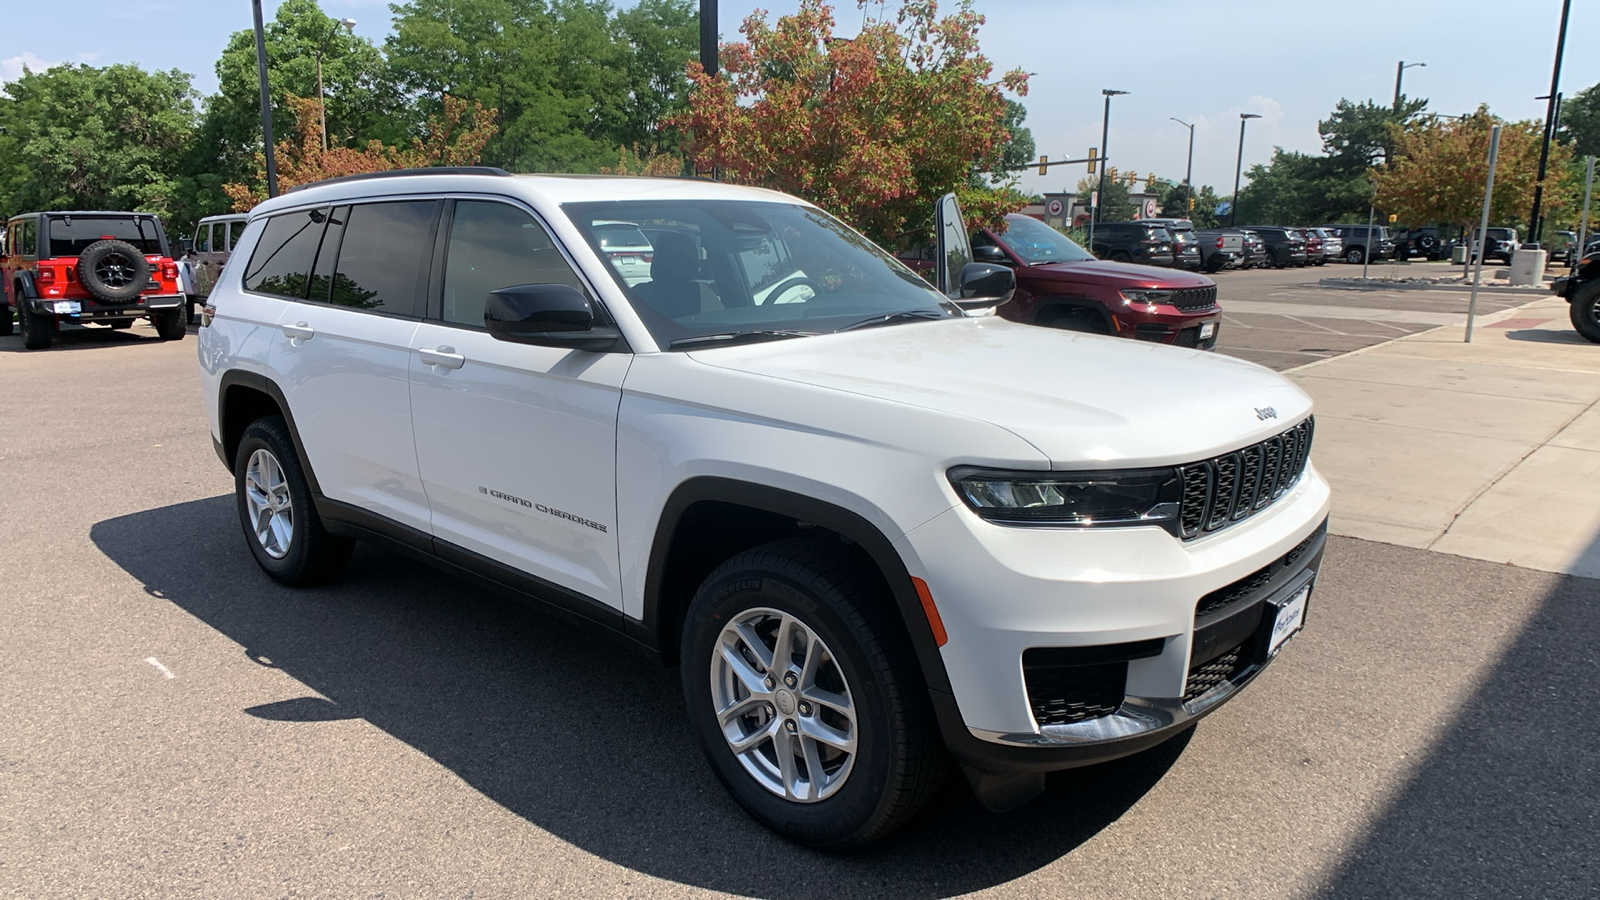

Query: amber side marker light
[911,577,948,647]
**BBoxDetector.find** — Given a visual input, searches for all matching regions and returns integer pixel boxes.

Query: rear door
[407,197,629,609]
[260,200,439,532]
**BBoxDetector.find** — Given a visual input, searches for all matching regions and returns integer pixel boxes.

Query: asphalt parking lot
[1,284,1595,898]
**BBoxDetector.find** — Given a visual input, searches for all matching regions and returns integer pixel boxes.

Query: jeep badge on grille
[1255,407,1278,420]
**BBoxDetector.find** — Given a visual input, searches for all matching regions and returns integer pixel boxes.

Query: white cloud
[1,51,55,83]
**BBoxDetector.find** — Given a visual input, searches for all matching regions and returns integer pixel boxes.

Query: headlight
[1120,289,1174,306]
[949,467,1182,527]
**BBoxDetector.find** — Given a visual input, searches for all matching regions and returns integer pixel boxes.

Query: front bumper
[898,464,1331,771]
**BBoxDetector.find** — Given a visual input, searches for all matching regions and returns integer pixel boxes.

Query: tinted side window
[441,200,588,328]
[196,225,212,253]
[21,221,37,256]
[228,221,246,251]
[243,207,329,299]
[325,201,436,317]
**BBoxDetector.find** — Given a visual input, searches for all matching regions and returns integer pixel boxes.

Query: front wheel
[1345,247,1366,265]
[1569,282,1600,343]
[234,416,353,585]
[681,537,946,848]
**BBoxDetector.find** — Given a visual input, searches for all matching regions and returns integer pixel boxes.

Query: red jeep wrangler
[2,211,187,350]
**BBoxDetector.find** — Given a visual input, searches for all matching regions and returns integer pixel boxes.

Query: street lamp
[1529,0,1572,243]
[1393,60,1425,110]
[1230,113,1261,227]
[1089,89,1127,250]
[317,17,357,151]
[1170,117,1195,209]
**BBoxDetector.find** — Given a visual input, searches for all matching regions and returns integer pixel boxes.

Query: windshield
[564,200,951,349]
[991,215,1095,264]
[45,215,165,257]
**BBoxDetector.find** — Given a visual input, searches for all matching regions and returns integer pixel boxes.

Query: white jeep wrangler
[198,168,1329,847]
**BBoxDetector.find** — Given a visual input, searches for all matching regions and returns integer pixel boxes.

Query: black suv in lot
[1555,251,1600,342]
[1088,221,1175,267]
[1241,226,1307,268]
[1391,227,1451,261]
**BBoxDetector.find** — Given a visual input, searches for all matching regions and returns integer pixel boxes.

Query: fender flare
[1031,297,1115,332]
[12,271,39,308]
[638,476,954,695]
[215,370,323,497]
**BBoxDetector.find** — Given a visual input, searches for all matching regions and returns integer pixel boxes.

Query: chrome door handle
[418,346,466,370]
[281,322,315,341]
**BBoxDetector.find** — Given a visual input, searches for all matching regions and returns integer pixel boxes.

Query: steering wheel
[763,276,822,305]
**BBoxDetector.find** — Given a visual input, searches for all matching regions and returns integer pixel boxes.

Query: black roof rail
[285,166,512,193]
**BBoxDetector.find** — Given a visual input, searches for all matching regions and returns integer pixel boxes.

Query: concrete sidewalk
[1288,293,1600,578]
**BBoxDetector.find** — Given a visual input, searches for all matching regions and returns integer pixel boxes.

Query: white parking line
[145,657,175,679]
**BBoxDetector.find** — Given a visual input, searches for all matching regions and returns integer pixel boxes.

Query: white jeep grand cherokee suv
[198,168,1329,848]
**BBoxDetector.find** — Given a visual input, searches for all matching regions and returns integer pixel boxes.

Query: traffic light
[1144,173,1155,189]
[1038,155,1048,176]
[1107,166,1117,182]
[1188,195,1196,211]
[1087,148,1097,175]
[1125,171,1137,186]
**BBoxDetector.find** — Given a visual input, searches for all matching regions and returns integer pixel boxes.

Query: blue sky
[3,0,1596,193]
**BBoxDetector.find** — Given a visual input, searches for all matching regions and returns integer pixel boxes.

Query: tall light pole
[1393,60,1425,110]
[1529,0,1572,244]
[1089,89,1127,250]
[700,0,718,76]
[1171,117,1194,211]
[1230,113,1260,227]
[317,17,357,152]
[251,0,277,198]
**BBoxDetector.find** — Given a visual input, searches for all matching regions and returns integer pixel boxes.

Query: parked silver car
[1312,227,1342,261]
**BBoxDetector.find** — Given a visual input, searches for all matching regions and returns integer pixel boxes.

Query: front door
[408,198,629,608]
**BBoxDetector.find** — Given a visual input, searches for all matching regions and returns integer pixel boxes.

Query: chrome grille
[1176,418,1314,539]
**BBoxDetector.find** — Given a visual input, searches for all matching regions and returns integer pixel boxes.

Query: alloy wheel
[95,252,137,288]
[244,448,294,559]
[710,607,858,803]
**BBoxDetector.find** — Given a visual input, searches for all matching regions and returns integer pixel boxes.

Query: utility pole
[316,17,357,152]
[1090,89,1126,252]
[1230,113,1260,227]
[252,0,278,198]
[1393,60,1425,110]
[1171,117,1194,208]
[699,0,718,76]
[1528,0,1572,244]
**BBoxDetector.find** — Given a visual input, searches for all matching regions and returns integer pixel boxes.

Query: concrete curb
[1317,278,1551,295]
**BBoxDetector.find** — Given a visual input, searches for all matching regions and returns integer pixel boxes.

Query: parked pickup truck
[1193,229,1245,273]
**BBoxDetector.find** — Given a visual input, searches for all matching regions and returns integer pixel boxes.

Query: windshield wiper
[668,330,817,350]
[837,309,949,332]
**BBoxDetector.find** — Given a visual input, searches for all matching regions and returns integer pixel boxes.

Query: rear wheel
[1345,247,1365,265]
[19,302,53,350]
[681,537,946,848]
[1109,250,1131,262]
[1569,282,1600,344]
[234,416,353,585]
[153,306,187,341]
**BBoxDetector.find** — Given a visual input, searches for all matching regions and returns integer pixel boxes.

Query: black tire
[19,301,54,350]
[1569,282,1600,344]
[681,537,947,849]
[1037,305,1111,335]
[233,416,353,586]
[1109,250,1132,262]
[1345,247,1365,265]
[1417,234,1438,252]
[153,306,187,341]
[75,240,150,303]
[0,303,13,337]
[1204,255,1224,274]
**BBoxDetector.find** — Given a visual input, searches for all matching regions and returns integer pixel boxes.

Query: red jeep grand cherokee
[3,210,187,350]
[904,213,1222,349]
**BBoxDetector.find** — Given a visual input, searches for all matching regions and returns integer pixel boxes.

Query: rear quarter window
[243,208,329,299]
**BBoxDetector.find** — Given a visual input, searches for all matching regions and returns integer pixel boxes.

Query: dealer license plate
[53,300,82,314]
[1267,584,1310,656]
[1199,321,1216,339]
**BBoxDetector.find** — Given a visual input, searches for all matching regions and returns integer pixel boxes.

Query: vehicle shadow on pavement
[90,496,1188,898]
[0,326,163,353]
[1320,564,1600,898]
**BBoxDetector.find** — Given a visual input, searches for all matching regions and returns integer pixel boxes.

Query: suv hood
[688,317,1310,468]
[1021,259,1213,289]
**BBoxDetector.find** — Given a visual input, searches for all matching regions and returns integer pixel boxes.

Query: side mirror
[954,262,1015,312]
[485,283,624,352]
[972,244,1010,264]
[933,192,973,299]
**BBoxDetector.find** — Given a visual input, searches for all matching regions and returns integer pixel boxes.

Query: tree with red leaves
[677,0,1028,249]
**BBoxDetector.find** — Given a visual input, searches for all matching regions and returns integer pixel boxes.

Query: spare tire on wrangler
[76,240,150,303]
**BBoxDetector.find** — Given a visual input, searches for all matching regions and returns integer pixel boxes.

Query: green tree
[1557,81,1600,158]
[0,64,197,220]
[1075,175,1133,223]
[202,0,400,208]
